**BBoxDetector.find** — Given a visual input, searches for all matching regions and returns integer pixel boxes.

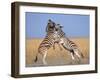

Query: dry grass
[26,38,89,67]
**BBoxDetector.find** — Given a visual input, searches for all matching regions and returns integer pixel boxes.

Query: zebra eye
[48,19,51,22]
[60,26,63,28]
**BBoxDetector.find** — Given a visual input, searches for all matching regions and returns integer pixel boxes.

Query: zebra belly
[60,38,76,51]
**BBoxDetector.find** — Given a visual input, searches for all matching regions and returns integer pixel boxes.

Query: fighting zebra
[45,19,63,50]
[34,19,61,65]
[54,24,84,61]
[34,20,84,65]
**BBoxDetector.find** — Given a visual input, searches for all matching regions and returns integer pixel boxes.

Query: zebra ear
[48,19,52,22]
[60,26,63,28]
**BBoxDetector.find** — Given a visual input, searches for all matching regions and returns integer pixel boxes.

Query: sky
[25,12,89,38]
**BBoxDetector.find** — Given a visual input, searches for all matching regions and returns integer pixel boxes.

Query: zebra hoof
[77,59,81,64]
[43,62,48,65]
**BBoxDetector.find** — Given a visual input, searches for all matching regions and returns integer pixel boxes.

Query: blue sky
[25,12,89,38]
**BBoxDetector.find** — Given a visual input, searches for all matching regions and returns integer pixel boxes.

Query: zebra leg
[74,49,84,58]
[74,49,81,59]
[58,38,65,50]
[70,52,75,60]
[73,49,84,64]
[70,50,75,60]
[42,51,48,65]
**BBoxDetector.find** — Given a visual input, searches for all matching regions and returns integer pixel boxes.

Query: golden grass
[26,38,89,67]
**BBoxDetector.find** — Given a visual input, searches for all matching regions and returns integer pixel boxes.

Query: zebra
[34,19,62,65]
[54,24,84,61]
[45,19,63,50]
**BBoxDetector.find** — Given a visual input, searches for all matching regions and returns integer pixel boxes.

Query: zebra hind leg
[74,49,81,59]
[70,50,76,64]
[74,49,84,59]
[69,49,82,64]
[70,50,75,60]
[42,51,48,65]
[73,49,84,64]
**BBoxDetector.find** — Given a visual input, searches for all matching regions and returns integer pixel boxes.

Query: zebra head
[55,24,63,31]
[48,19,56,27]
[54,23,66,38]
[46,19,56,32]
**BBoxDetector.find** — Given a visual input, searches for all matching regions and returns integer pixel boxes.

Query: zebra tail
[78,49,84,58]
[34,55,38,62]
[81,52,84,58]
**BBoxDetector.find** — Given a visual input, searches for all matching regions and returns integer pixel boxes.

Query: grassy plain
[26,38,89,67]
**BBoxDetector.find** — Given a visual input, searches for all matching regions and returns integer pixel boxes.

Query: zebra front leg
[42,51,48,65]
[53,42,63,51]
